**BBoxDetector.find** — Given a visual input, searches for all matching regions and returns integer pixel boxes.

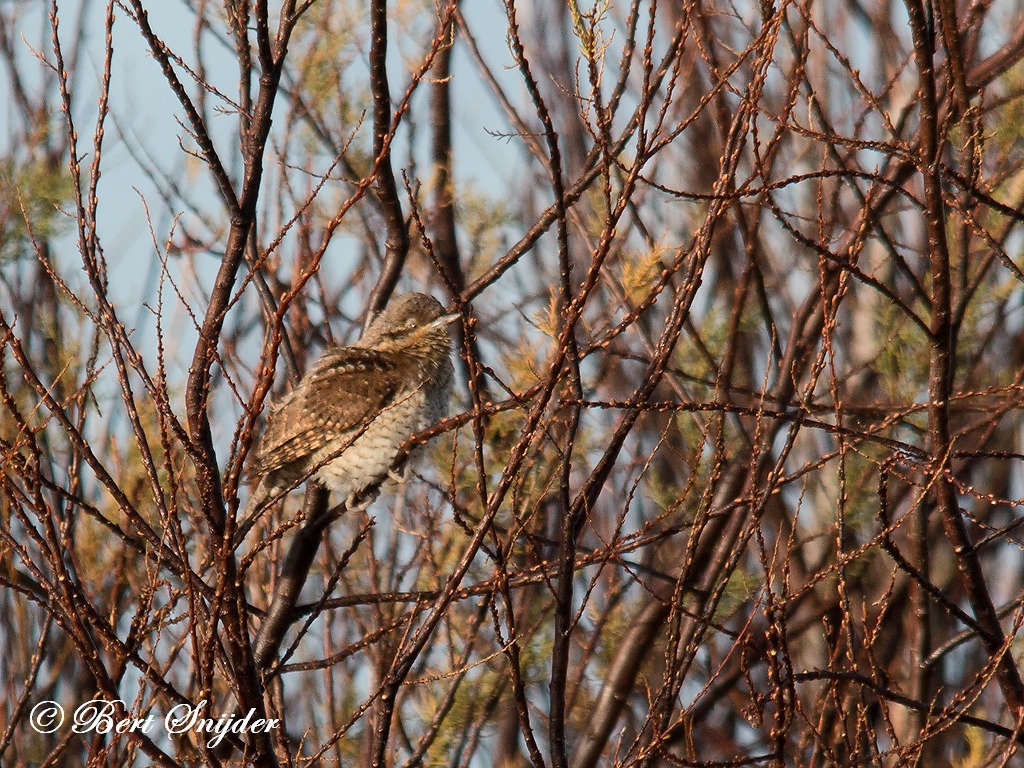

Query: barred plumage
[240,293,456,529]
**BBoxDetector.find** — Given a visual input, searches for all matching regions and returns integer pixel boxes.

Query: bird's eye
[386,319,417,338]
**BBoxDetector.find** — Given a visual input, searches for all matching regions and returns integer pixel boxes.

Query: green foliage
[953,725,987,768]
[873,298,930,402]
[567,0,612,61]
[713,564,762,621]
[837,450,885,539]
[618,244,667,308]
[457,187,512,281]
[0,155,73,262]
[991,62,1024,154]
[291,1,373,171]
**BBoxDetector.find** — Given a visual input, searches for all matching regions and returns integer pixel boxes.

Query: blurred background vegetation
[3,0,1024,766]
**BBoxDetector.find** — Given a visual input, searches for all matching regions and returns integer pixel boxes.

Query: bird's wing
[250,347,405,476]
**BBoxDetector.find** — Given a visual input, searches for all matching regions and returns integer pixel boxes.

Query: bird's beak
[430,313,461,330]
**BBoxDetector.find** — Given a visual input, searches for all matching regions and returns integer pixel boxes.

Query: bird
[238,293,457,535]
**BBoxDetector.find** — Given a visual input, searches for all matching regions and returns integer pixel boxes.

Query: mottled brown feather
[239,293,455,533]
[251,347,406,476]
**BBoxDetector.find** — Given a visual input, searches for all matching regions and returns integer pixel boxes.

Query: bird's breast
[312,383,444,499]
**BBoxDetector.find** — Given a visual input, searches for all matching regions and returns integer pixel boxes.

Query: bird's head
[358,293,459,355]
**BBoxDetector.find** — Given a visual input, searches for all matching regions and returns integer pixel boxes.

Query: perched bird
[239,293,457,532]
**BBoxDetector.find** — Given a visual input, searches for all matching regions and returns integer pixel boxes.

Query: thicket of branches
[4,0,1024,765]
